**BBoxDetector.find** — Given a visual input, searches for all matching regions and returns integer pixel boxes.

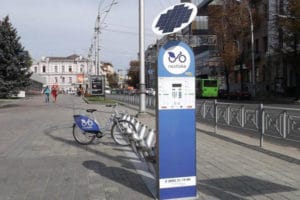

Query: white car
[67,91,76,95]
[105,86,111,94]
[146,88,155,96]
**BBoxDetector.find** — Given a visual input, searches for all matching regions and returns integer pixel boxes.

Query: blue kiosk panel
[157,41,197,199]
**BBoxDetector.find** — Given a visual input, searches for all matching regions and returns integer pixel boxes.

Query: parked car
[67,90,76,95]
[218,89,251,100]
[130,89,140,95]
[105,86,111,94]
[146,88,156,96]
[228,90,251,100]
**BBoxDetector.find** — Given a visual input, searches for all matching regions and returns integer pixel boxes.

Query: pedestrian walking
[51,85,58,102]
[43,86,50,103]
[77,85,84,96]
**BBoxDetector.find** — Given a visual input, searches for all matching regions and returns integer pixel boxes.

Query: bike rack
[121,115,157,175]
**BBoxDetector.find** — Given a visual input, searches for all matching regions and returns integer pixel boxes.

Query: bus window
[203,80,217,87]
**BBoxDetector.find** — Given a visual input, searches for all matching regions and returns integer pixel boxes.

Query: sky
[0,0,180,70]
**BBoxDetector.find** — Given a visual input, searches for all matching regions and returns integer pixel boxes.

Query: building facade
[30,54,92,94]
[145,0,298,97]
[30,54,116,94]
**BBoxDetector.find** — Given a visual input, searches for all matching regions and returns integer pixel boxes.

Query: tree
[106,72,119,88]
[127,60,140,88]
[0,16,32,98]
[208,0,255,92]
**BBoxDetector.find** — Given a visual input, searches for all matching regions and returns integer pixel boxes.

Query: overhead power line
[103,28,153,37]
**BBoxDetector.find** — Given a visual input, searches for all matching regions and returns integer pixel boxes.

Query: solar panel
[152,3,197,36]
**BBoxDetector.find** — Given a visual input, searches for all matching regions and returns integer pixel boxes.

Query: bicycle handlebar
[85,103,120,113]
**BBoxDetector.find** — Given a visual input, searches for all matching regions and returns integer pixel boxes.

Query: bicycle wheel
[111,120,135,146]
[72,124,96,145]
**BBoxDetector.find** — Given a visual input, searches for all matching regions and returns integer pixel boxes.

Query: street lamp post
[248,4,255,97]
[95,12,100,76]
[138,0,146,115]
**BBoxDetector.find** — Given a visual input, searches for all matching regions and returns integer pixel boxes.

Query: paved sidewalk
[0,95,152,200]
[0,95,299,200]
[100,99,300,199]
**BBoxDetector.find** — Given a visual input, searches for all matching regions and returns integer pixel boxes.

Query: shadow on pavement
[43,124,153,197]
[198,128,300,165]
[43,124,138,170]
[82,160,153,197]
[198,175,297,199]
[0,103,20,108]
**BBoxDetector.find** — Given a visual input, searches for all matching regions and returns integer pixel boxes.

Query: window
[68,66,72,72]
[62,66,65,73]
[243,70,250,82]
[55,77,58,83]
[263,3,268,18]
[256,67,259,82]
[69,77,72,83]
[234,71,238,83]
[197,16,208,30]
[203,80,217,87]
[262,65,266,81]
[42,66,46,73]
[62,77,65,83]
[255,39,259,54]
[263,36,268,52]
[54,66,58,73]
[34,67,37,73]
[247,41,251,50]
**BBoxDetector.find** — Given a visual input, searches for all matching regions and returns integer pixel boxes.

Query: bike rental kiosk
[152,3,198,199]
[156,40,197,200]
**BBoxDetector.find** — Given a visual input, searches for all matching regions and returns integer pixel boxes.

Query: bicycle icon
[168,51,187,63]
[81,118,94,128]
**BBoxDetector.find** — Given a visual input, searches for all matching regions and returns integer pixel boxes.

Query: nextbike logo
[81,118,94,129]
[163,45,190,75]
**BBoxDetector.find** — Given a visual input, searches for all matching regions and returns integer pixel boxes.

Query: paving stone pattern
[0,95,299,200]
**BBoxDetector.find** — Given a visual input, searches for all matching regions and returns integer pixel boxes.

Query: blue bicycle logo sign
[81,118,94,128]
[168,51,187,63]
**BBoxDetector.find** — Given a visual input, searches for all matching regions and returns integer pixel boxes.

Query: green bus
[196,78,219,98]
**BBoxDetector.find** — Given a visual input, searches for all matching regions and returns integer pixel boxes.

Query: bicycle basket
[73,115,100,133]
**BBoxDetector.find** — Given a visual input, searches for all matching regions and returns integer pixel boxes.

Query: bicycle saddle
[86,109,97,113]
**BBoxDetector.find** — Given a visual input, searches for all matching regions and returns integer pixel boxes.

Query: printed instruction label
[159,176,196,189]
[158,77,195,110]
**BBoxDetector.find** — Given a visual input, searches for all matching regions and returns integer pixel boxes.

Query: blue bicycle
[73,104,136,145]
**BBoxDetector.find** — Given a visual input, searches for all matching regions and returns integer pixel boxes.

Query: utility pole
[247,3,255,97]
[95,10,101,76]
[138,0,146,116]
[93,0,118,76]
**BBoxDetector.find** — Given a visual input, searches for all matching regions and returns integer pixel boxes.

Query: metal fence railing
[108,94,300,146]
[107,94,156,109]
[197,100,300,146]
